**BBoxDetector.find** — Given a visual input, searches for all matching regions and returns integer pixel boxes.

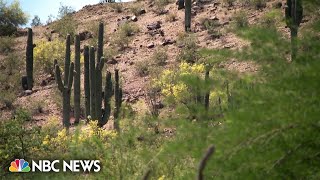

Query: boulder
[79,31,93,41]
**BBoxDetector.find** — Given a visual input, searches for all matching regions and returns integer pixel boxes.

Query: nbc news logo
[9,159,101,173]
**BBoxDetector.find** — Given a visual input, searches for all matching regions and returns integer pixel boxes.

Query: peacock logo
[9,159,31,172]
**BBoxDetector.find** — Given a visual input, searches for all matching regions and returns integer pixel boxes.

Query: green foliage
[34,39,65,75]
[111,22,138,50]
[165,13,177,22]
[260,9,282,28]
[176,33,199,63]
[0,0,28,36]
[30,15,42,27]
[129,3,144,16]
[232,11,249,29]
[109,2,123,13]
[51,15,77,39]
[57,3,75,19]
[199,17,222,38]
[135,60,150,77]
[0,36,15,54]
[151,47,168,66]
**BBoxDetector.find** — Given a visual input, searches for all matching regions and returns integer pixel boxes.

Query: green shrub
[0,36,16,54]
[165,13,177,22]
[232,11,249,29]
[51,15,77,39]
[34,39,65,75]
[176,33,199,63]
[199,17,222,38]
[111,22,139,50]
[129,3,144,16]
[135,60,150,76]
[151,47,168,66]
[109,3,123,13]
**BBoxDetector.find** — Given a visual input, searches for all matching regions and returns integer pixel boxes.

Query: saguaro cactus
[185,0,192,32]
[95,57,105,123]
[25,28,34,90]
[84,46,90,118]
[89,46,96,120]
[204,67,210,111]
[285,0,303,61]
[102,71,113,125]
[114,69,123,131]
[74,35,81,124]
[54,34,74,128]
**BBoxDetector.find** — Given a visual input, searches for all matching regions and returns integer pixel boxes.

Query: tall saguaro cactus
[74,35,81,124]
[185,0,192,32]
[54,35,74,128]
[26,28,34,90]
[204,67,210,111]
[84,46,90,119]
[95,57,105,123]
[114,69,123,131]
[89,46,97,120]
[285,0,303,61]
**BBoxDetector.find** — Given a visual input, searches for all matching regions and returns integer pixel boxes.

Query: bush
[111,22,139,50]
[34,39,65,75]
[109,3,123,13]
[34,39,83,75]
[51,15,77,39]
[151,47,168,66]
[199,17,222,38]
[176,33,199,63]
[135,60,150,77]
[223,0,236,7]
[260,9,282,28]
[232,11,249,29]
[0,0,28,36]
[165,13,177,22]
[0,36,16,54]
[154,0,172,14]
[129,3,144,16]
[31,15,42,27]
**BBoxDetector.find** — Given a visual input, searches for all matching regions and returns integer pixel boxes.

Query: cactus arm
[67,62,74,90]
[64,34,71,84]
[55,64,64,92]
[97,22,104,62]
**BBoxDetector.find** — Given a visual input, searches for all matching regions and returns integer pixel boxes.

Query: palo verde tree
[285,0,303,61]
[0,0,28,36]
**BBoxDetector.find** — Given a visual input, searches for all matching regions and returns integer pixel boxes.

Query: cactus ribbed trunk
[74,35,81,124]
[89,46,96,120]
[285,0,303,61]
[185,0,192,32]
[84,46,90,119]
[64,35,71,84]
[95,57,104,124]
[102,71,112,125]
[114,69,122,131]
[26,28,34,90]
[97,22,104,62]
[204,68,210,111]
[54,34,74,128]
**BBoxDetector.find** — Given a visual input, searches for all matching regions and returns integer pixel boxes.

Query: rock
[79,31,93,41]
[155,102,164,109]
[131,16,138,22]
[147,21,161,30]
[147,42,155,48]
[40,80,47,87]
[147,29,164,37]
[25,90,33,96]
[161,39,176,46]
[139,9,146,15]
[158,9,169,15]
[107,58,118,64]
